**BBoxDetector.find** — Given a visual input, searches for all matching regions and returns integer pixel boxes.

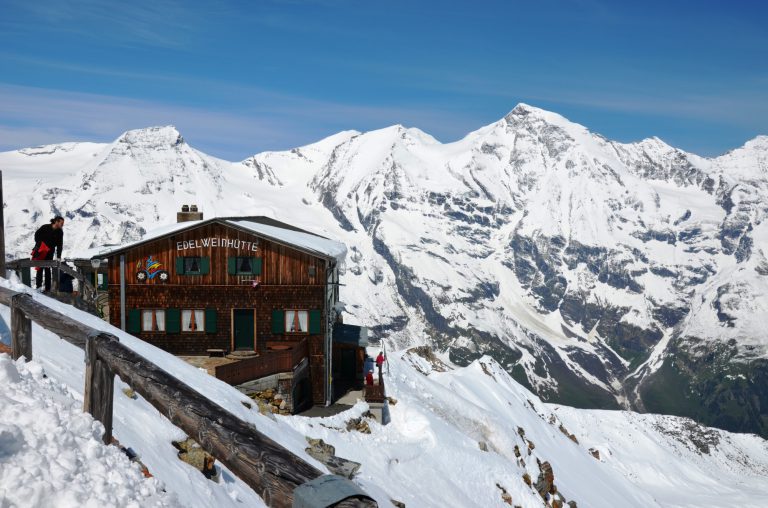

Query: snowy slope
[0,354,177,507]
[2,277,767,507]
[1,107,767,438]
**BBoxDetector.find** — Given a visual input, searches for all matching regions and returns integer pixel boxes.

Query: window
[228,256,262,276]
[285,310,309,333]
[141,309,165,332]
[272,309,321,335]
[176,256,209,275]
[184,257,202,274]
[239,257,253,273]
[182,309,205,332]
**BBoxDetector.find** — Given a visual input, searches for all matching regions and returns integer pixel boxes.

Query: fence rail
[0,286,376,508]
[7,258,99,304]
[363,383,386,403]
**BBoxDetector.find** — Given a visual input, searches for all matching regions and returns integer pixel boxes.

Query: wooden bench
[206,348,226,357]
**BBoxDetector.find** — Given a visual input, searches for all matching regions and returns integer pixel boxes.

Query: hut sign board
[176,238,259,252]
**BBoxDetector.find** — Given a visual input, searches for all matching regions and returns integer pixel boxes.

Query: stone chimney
[177,204,203,223]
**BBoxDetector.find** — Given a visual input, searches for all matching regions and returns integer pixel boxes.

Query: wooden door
[232,309,255,351]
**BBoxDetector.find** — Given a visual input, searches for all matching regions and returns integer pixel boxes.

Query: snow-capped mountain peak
[1,105,767,440]
[115,125,185,149]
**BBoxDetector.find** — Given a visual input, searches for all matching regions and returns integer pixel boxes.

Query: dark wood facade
[103,219,340,405]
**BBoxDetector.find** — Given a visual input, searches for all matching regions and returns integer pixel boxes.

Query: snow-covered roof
[72,221,205,260]
[227,219,347,263]
[78,217,346,263]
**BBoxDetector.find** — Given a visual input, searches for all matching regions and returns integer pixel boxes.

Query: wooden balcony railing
[363,381,386,403]
[214,338,309,386]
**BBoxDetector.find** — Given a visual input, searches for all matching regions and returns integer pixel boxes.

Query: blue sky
[0,0,766,160]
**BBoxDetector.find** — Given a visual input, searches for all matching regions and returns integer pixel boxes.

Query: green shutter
[253,257,262,275]
[200,257,210,275]
[166,308,181,333]
[127,309,141,333]
[272,310,285,334]
[227,257,237,275]
[309,309,322,334]
[205,308,217,333]
[175,257,185,275]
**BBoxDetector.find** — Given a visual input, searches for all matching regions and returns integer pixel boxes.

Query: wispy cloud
[1,0,201,49]
[0,83,483,160]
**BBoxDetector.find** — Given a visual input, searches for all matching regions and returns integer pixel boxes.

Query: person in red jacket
[376,352,386,382]
[365,370,374,386]
[32,216,65,292]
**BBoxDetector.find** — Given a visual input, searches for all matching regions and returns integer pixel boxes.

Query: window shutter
[200,257,210,275]
[205,308,217,333]
[253,257,262,275]
[175,257,185,275]
[272,310,285,334]
[309,309,322,334]
[127,309,141,333]
[227,257,236,275]
[166,308,181,333]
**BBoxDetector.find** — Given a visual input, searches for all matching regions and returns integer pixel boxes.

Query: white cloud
[0,83,481,160]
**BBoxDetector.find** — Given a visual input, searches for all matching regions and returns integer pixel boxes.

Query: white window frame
[141,309,166,332]
[285,310,309,334]
[182,309,205,333]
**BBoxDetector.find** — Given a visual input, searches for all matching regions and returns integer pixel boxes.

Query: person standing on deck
[32,216,64,293]
[376,351,386,383]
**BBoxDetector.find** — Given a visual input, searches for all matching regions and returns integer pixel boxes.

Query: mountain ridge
[2,104,767,437]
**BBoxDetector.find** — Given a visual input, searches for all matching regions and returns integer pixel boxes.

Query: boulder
[305,437,361,479]
[535,461,555,499]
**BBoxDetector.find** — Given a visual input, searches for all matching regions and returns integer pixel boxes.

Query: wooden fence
[363,382,386,403]
[215,339,309,385]
[7,259,99,304]
[0,287,375,508]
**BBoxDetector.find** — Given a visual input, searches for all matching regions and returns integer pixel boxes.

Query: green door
[233,309,255,350]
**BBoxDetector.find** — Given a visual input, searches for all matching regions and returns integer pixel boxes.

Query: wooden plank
[0,171,5,277]
[83,333,117,444]
[7,259,98,297]
[95,339,335,508]
[0,287,90,349]
[10,293,32,361]
[363,383,385,404]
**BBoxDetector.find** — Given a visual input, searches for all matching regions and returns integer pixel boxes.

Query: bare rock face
[305,437,361,479]
[345,412,375,434]
[172,437,219,481]
[495,483,513,505]
[405,346,450,374]
[535,460,555,499]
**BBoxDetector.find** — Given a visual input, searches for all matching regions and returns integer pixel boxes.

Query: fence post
[52,260,60,293]
[84,332,119,445]
[10,293,32,361]
[20,267,31,287]
[0,170,5,278]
